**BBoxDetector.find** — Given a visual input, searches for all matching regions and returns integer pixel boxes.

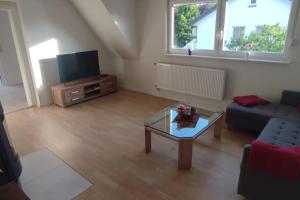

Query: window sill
[164,53,291,65]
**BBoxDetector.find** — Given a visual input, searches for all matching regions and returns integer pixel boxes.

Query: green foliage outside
[225,24,287,53]
[174,4,200,48]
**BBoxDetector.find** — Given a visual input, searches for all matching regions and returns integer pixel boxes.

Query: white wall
[101,0,138,53]
[0,56,3,76]
[0,57,4,84]
[0,10,22,85]
[17,0,114,74]
[71,0,138,59]
[16,0,115,106]
[115,0,300,110]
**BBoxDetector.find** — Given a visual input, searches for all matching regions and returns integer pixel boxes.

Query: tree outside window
[225,24,287,53]
[173,4,200,48]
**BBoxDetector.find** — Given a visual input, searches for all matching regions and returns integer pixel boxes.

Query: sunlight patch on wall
[29,39,59,89]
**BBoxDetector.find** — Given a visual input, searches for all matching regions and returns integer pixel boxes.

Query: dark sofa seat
[238,118,300,200]
[226,91,300,132]
[258,118,300,147]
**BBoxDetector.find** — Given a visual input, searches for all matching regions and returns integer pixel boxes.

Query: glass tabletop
[144,103,224,139]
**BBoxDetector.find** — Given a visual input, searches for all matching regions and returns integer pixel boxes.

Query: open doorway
[0,1,36,114]
[0,10,28,113]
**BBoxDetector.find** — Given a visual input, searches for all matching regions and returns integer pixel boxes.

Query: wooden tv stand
[52,75,117,108]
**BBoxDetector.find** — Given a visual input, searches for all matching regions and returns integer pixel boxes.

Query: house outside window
[249,0,257,7]
[255,25,263,34]
[168,0,298,62]
[232,26,245,40]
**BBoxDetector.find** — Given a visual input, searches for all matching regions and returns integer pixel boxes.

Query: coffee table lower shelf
[144,115,223,169]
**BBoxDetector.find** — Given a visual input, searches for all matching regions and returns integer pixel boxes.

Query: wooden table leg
[178,139,193,169]
[214,115,224,139]
[145,128,151,153]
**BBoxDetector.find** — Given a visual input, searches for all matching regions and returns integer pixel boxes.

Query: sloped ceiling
[71,0,138,59]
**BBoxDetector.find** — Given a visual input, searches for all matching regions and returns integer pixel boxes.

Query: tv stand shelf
[52,75,117,108]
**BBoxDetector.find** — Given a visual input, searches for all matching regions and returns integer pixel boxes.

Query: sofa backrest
[281,90,300,107]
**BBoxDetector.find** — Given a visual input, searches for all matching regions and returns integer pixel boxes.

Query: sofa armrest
[238,143,300,200]
[281,90,300,107]
[240,144,251,169]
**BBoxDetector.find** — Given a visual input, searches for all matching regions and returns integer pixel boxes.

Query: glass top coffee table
[144,103,224,169]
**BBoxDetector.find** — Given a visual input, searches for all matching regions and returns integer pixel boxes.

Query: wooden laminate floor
[5,90,256,200]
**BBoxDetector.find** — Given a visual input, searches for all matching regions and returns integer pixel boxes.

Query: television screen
[57,50,100,83]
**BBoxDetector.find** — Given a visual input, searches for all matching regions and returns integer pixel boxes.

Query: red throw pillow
[233,95,270,107]
[249,140,300,181]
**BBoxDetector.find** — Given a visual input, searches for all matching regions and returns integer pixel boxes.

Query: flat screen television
[57,50,100,83]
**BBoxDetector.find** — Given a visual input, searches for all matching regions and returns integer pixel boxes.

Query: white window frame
[167,0,299,63]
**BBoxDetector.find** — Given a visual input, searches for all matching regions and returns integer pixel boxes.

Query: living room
[0,0,300,200]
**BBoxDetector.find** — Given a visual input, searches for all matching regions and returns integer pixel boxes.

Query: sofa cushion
[258,118,300,147]
[227,103,300,123]
[234,95,270,107]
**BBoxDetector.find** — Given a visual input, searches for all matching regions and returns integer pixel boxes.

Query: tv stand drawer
[65,88,83,98]
[65,97,81,104]
[65,95,85,105]
[65,93,84,100]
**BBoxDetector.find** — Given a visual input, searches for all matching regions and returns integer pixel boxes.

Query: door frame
[0,0,37,106]
[0,56,6,85]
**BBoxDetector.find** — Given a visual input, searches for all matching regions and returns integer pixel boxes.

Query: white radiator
[155,63,226,100]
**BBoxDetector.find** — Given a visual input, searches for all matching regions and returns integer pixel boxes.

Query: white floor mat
[19,149,92,200]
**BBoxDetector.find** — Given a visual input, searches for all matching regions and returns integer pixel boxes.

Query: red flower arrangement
[176,104,195,116]
[174,104,200,129]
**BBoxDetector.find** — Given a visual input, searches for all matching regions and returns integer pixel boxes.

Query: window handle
[245,52,251,60]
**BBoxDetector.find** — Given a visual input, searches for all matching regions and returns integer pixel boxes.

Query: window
[232,26,245,39]
[168,0,298,62]
[169,0,218,53]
